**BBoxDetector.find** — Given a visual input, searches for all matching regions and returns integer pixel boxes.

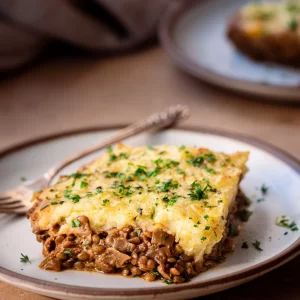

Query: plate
[0,126,299,300]
[159,0,300,102]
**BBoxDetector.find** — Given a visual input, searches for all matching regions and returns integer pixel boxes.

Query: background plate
[160,0,300,102]
[0,127,299,300]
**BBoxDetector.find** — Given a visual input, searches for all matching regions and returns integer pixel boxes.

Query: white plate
[159,0,300,102]
[0,127,299,300]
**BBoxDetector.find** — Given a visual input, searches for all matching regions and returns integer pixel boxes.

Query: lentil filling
[33,190,249,284]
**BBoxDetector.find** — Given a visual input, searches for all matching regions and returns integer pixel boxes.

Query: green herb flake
[109,154,118,161]
[204,214,209,220]
[71,219,81,228]
[119,153,128,159]
[96,186,103,194]
[164,279,174,285]
[276,216,298,232]
[40,204,49,211]
[20,253,31,263]
[80,181,88,188]
[241,242,249,249]
[287,18,298,30]
[188,181,215,201]
[179,145,186,150]
[138,208,143,215]
[228,224,238,237]
[102,199,110,206]
[148,146,154,150]
[50,201,64,206]
[204,226,210,231]
[206,168,217,174]
[85,240,89,249]
[69,194,80,203]
[106,146,113,153]
[151,207,156,220]
[252,240,263,251]
[261,184,269,195]
[201,236,207,242]
[137,229,143,237]
[239,209,253,222]
[64,250,72,256]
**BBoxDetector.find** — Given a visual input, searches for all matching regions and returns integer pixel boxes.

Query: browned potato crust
[227,13,300,66]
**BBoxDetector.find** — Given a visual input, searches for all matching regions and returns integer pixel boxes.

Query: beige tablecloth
[0,46,299,299]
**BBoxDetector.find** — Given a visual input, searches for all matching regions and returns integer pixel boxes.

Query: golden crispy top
[29,144,248,262]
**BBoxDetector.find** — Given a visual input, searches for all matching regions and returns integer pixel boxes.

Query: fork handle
[44,105,190,182]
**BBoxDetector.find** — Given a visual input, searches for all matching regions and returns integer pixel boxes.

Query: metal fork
[0,105,190,214]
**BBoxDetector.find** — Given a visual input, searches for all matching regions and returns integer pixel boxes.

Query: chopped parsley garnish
[137,208,143,215]
[187,155,204,167]
[147,146,154,150]
[188,181,215,200]
[137,229,142,237]
[68,194,80,203]
[164,279,174,285]
[163,234,169,242]
[164,195,180,208]
[96,186,103,194]
[156,179,179,192]
[151,207,155,219]
[40,204,49,211]
[20,253,31,263]
[239,209,253,222]
[85,240,89,249]
[204,226,210,230]
[218,199,223,203]
[241,242,249,249]
[276,216,298,232]
[50,201,64,206]
[109,154,117,161]
[204,214,209,220]
[228,224,238,237]
[71,219,81,228]
[201,236,207,242]
[68,172,87,186]
[252,240,263,251]
[102,199,110,206]
[287,18,298,30]
[176,168,186,175]
[205,153,217,163]
[206,167,217,174]
[64,250,72,256]
[260,184,268,195]
[80,181,88,188]
[179,145,186,150]
[119,153,128,159]
[106,146,113,153]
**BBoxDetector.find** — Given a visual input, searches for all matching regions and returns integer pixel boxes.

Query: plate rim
[0,124,299,297]
[159,0,300,102]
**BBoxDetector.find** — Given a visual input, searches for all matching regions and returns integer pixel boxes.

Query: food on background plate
[27,144,249,283]
[227,1,300,66]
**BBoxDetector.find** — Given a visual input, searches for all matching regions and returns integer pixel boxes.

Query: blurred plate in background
[159,0,300,102]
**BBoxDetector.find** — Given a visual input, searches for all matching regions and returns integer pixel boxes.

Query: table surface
[0,46,299,300]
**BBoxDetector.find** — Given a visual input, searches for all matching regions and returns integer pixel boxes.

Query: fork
[0,105,190,214]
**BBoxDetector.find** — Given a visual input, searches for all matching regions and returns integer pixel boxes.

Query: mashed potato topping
[32,144,248,262]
